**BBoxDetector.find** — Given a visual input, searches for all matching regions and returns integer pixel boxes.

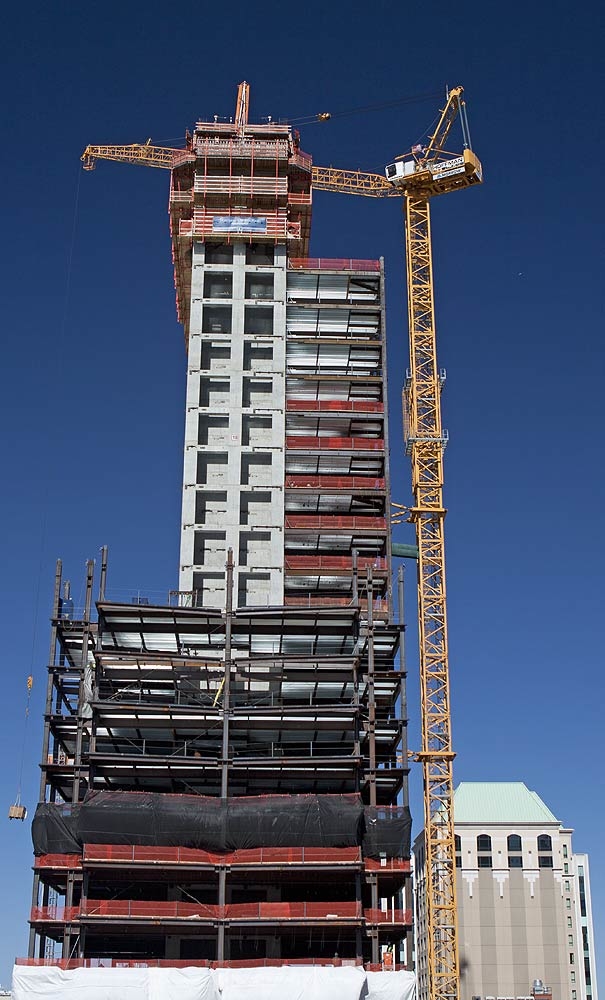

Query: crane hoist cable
[9,675,33,821]
[287,89,442,126]
[8,167,83,824]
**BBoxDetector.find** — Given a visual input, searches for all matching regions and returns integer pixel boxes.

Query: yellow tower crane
[80,84,482,1000]
[311,89,482,1000]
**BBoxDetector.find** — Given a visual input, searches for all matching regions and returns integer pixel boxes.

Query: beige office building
[413,783,598,1000]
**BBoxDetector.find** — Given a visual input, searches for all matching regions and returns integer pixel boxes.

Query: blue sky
[1,0,603,988]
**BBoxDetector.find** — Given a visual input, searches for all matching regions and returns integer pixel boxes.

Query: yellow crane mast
[81,84,482,1000]
[312,89,482,1000]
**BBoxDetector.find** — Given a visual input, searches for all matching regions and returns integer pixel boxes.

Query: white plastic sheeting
[11,966,219,1000]
[12,965,416,1000]
[366,970,416,1000]
[215,965,366,1000]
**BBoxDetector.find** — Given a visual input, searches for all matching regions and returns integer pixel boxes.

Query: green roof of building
[454,782,560,825]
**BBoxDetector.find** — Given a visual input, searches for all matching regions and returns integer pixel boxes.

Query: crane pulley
[80,84,482,1000]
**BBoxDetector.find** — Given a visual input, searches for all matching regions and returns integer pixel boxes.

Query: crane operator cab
[385,147,482,197]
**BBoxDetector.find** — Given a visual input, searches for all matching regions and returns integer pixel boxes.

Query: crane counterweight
[385,147,482,196]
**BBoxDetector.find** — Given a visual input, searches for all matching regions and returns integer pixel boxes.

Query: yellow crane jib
[311,166,399,198]
[80,143,192,171]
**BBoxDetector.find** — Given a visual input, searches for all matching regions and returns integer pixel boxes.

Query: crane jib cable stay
[80,84,482,1000]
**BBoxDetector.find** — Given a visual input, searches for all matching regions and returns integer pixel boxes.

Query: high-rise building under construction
[24,88,412,972]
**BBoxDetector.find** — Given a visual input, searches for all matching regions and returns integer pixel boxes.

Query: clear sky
[1,0,603,989]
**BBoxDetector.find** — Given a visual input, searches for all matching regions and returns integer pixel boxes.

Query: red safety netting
[364,858,411,873]
[284,598,389,614]
[286,400,384,413]
[284,516,386,530]
[288,259,380,272]
[285,556,386,571]
[82,845,361,866]
[37,848,409,874]
[286,437,384,451]
[30,907,79,922]
[17,958,373,969]
[32,900,370,923]
[81,900,217,919]
[224,901,361,919]
[83,845,220,865]
[285,475,385,490]
[34,854,81,869]
[364,909,412,924]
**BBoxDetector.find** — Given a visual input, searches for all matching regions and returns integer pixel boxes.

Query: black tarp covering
[226,794,364,849]
[32,792,410,858]
[31,803,81,855]
[362,805,412,858]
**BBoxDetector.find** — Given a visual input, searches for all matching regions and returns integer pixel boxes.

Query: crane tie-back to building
[80,83,482,1000]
